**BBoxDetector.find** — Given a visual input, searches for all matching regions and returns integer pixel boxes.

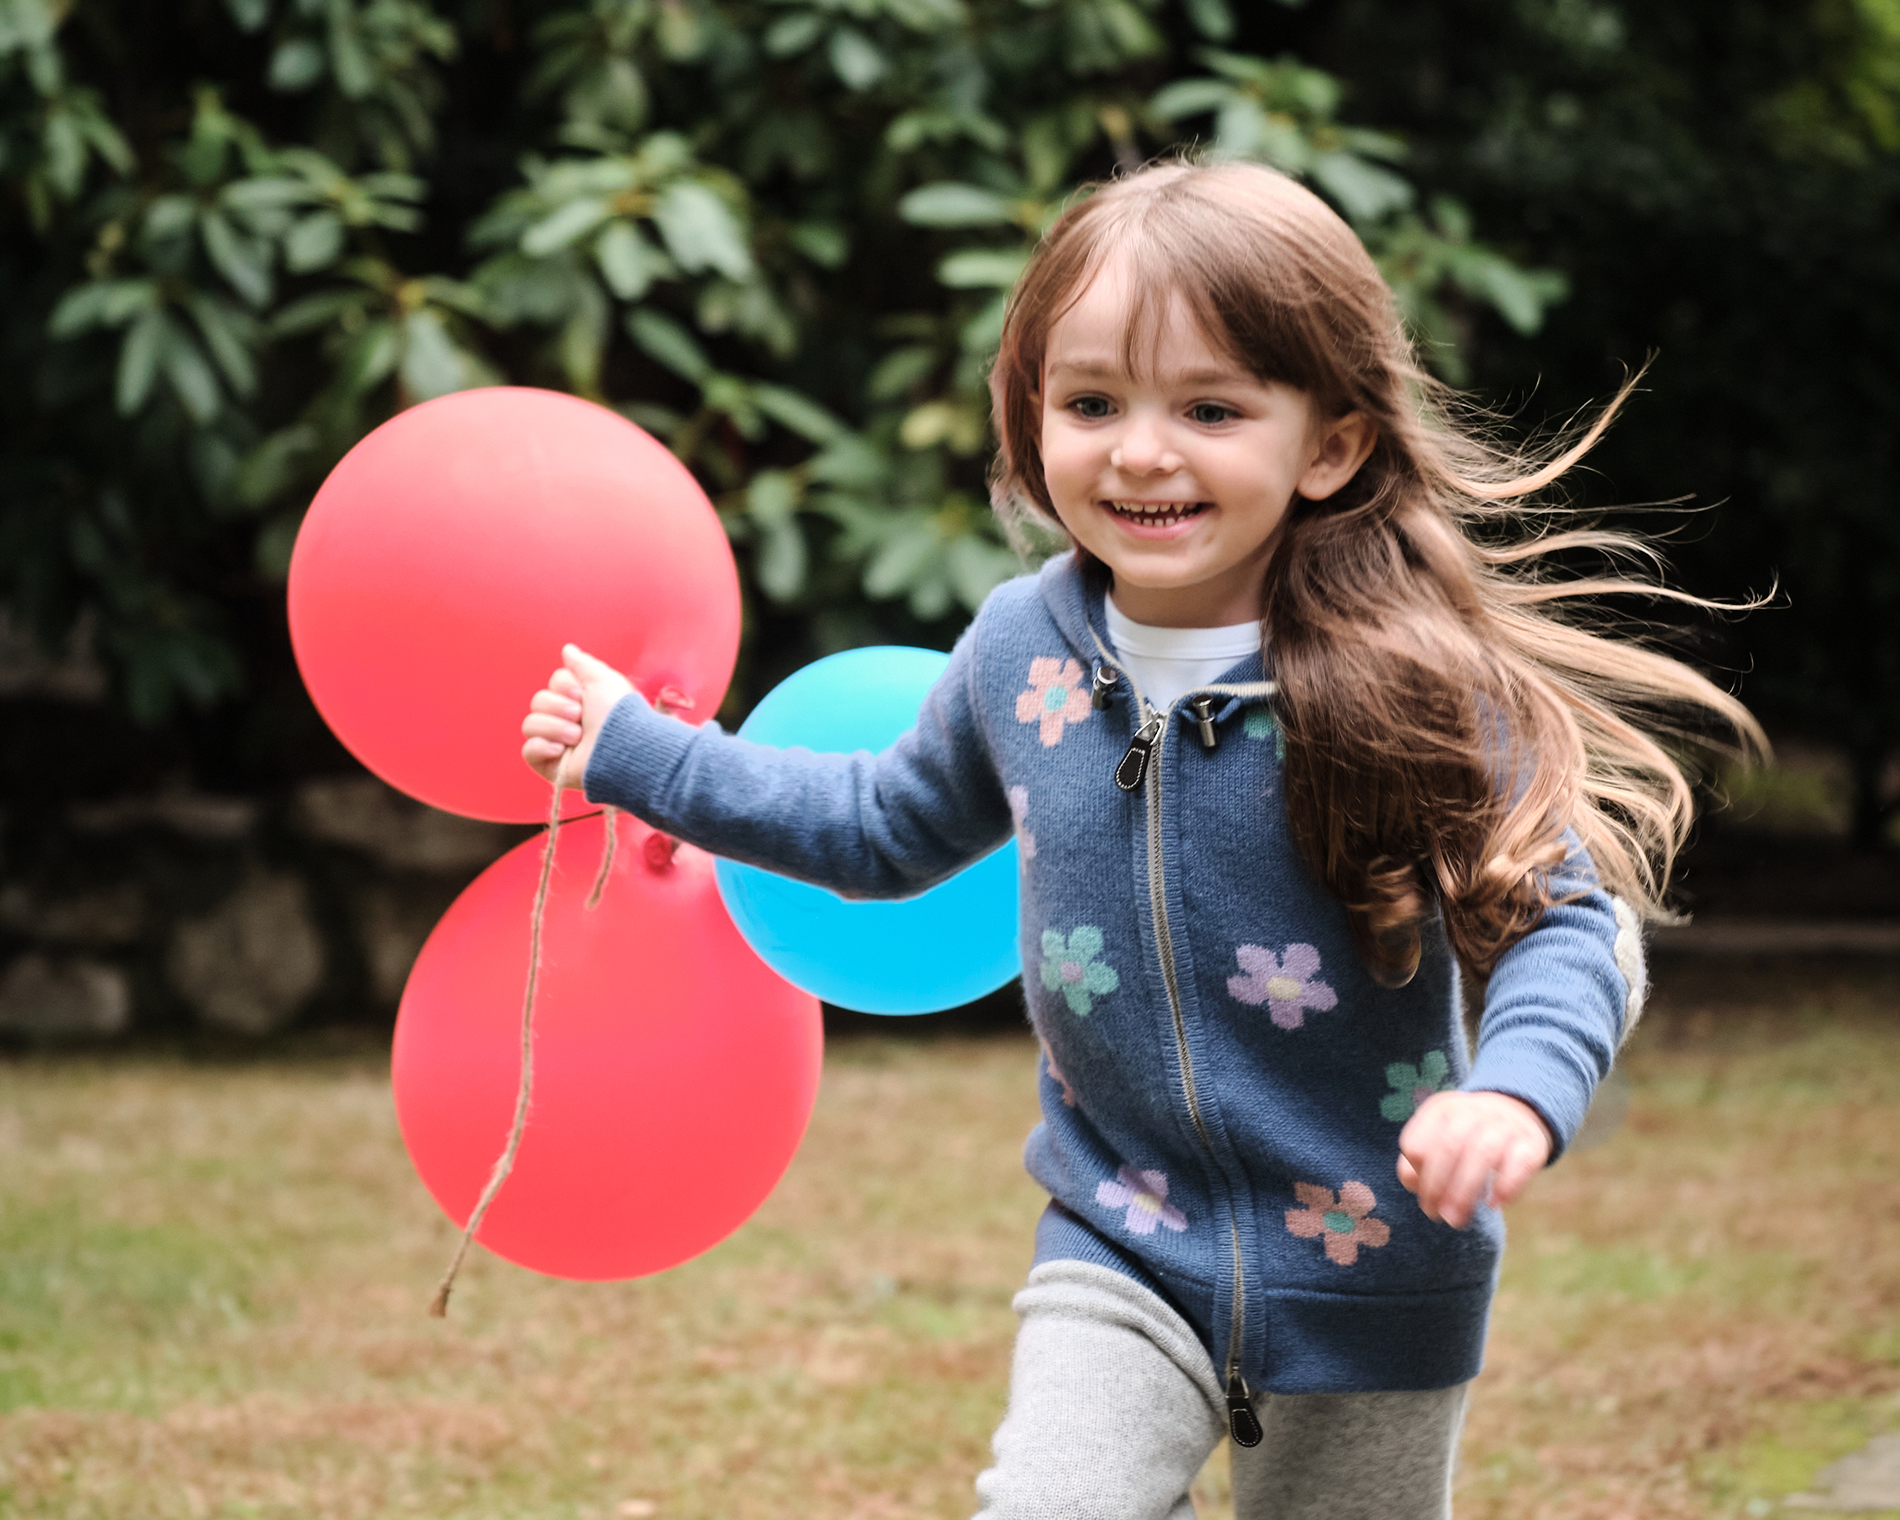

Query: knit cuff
[581,692,700,816]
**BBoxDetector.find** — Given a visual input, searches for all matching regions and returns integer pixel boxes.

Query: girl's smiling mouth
[1104,499,1211,528]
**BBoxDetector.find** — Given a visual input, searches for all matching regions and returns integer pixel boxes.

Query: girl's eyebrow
[1045,358,1256,387]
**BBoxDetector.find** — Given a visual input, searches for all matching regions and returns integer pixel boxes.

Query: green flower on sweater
[1040,926,1120,1017]
[1244,707,1285,761]
[1380,1050,1454,1122]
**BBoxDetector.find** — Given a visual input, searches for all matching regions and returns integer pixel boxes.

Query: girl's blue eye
[1070,396,1113,420]
[1189,402,1235,425]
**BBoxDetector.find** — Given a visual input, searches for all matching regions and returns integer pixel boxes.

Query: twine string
[585,805,618,909]
[429,682,686,1317]
[428,749,576,1318]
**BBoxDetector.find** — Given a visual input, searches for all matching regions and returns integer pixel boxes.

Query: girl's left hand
[1396,1091,1553,1228]
[520,644,635,788]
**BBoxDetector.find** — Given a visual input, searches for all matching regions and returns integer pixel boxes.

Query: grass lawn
[0,963,1895,1519]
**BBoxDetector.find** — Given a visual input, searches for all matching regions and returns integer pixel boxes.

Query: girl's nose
[1110,417,1183,476]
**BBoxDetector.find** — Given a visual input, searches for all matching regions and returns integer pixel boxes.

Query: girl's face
[1038,258,1374,628]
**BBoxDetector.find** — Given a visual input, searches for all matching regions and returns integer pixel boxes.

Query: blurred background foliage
[2,0,1898,843]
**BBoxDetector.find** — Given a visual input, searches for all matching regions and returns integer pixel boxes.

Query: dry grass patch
[0,964,1895,1518]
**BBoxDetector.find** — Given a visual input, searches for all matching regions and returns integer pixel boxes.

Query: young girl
[521,161,1756,1519]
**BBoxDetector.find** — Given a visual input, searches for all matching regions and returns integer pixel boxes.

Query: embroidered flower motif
[1244,707,1285,760]
[1015,657,1093,746]
[1285,1181,1390,1265]
[1007,785,1037,860]
[1381,1050,1454,1122]
[1228,943,1338,1030]
[1097,1164,1188,1236]
[1038,1036,1076,1106]
[1040,926,1120,1016]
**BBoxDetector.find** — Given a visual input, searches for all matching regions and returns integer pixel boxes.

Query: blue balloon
[713,646,1020,1015]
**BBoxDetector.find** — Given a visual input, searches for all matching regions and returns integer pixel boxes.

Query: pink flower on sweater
[1096,1164,1188,1236]
[1285,1181,1390,1266]
[1015,658,1092,746]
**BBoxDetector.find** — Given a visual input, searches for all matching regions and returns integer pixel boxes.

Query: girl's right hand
[520,644,636,788]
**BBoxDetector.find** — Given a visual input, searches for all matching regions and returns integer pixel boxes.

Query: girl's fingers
[529,688,582,720]
[550,667,583,698]
[1438,1136,1502,1229]
[521,712,583,746]
[521,739,564,779]
[1490,1136,1545,1208]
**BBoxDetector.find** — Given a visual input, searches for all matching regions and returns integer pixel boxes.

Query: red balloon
[288,388,740,822]
[392,811,824,1280]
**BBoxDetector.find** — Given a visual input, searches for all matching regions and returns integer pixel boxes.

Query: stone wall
[0,769,532,1042]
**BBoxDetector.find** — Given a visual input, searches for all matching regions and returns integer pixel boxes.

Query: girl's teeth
[1109,501,1204,524]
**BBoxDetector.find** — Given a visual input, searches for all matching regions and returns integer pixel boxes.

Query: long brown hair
[988,160,1765,983]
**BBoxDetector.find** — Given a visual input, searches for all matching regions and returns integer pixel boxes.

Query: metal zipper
[1089,633,1261,1446]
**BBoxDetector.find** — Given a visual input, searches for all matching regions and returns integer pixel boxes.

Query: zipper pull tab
[1187,695,1220,751]
[1226,1372,1263,1448]
[1090,663,1120,710]
[1115,715,1164,792]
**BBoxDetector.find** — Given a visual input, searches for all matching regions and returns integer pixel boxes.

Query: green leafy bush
[2,0,1563,725]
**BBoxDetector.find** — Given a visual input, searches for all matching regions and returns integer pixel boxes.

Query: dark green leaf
[200,210,274,307]
[652,181,753,280]
[50,279,156,336]
[937,247,1031,288]
[522,196,613,256]
[868,345,938,402]
[756,520,807,601]
[627,308,710,382]
[145,194,198,243]
[225,0,271,33]
[338,320,401,396]
[116,309,164,414]
[789,220,848,268]
[268,38,326,91]
[284,210,344,272]
[829,29,888,91]
[897,182,1013,227]
[1308,151,1415,224]
[184,294,258,396]
[594,220,672,299]
[1182,0,1235,42]
[747,469,800,528]
[160,324,223,422]
[236,425,318,509]
[1149,78,1232,121]
[753,383,849,444]
[763,12,824,57]
[269,289,365,338]
[864,519,942,599]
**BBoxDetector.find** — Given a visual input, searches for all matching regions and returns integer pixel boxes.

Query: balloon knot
[643,833,680,871]
[655,685,695,715]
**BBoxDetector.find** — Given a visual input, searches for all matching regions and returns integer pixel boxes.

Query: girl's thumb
[562,643,613,681]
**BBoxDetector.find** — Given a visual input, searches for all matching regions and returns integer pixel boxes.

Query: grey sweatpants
[973,1261,1469,1520]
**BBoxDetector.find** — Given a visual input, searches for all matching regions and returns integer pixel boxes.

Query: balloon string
[429,750,575,1318]
[586,806,618,909]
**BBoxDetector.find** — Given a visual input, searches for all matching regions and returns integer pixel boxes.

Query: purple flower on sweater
[1096,1164,1188,1236]
[1228,943,1338,1030]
